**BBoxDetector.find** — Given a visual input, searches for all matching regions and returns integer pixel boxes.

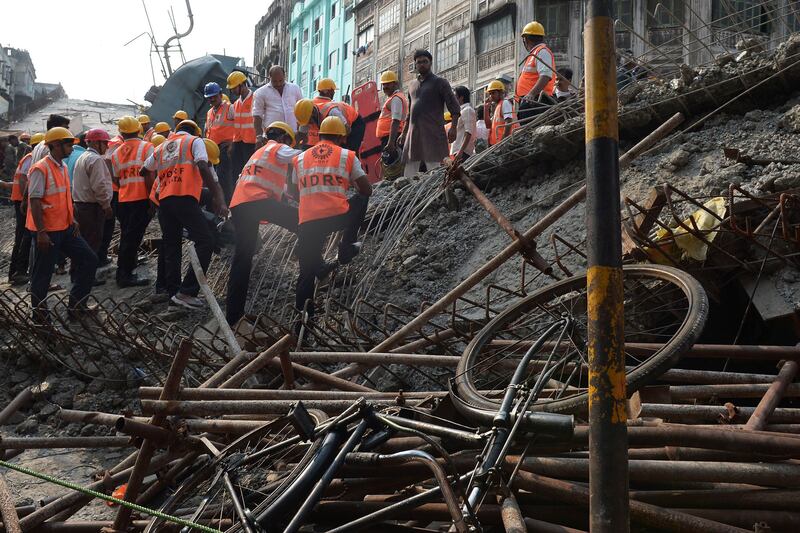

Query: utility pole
[583,1,630,531]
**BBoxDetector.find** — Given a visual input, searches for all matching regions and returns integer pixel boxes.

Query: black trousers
[9,201,31,279]
[116,199,151,281]
[217,142,234,203]
[98,191,118,263]
[225,198,299,325]
[72,202,106,253]
[231,142,255,187]
[157,195,214,297]
[346,117,366,153]
[295,194,369,319]
[518,93,556,121]
[30,227,97,312]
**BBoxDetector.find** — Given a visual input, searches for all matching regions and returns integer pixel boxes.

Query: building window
[331,2,337,19]
[647,0,684,27]
[314,16,323,45]
[301,70,308,88]
[329,49,339,69]
[712,0,770,33]
[379,2,400,35]
[476,14,513,54]
[536,0,569,36]
[406,0,430,18]
[357,25,374,49]
[344,40,351,58]
[291,38,297,63]
[303,27,309,42]
[616,0,633,27]
[436,28,469,71]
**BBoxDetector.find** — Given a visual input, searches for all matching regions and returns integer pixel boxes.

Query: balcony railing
[477,41,514,72]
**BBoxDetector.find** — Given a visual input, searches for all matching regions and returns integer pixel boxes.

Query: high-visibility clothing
[206,101,236,145]
[152,135,203,201]
[230,140,289,209]
[143,128,155,142]
[108,135,124,192]
[25,156,74,232]
[307,97,358,146]
[149,176,160,206]
[111,138,154,203]
[233,91,256,143]
[488,99,519,145]
[292,140,355,224]
[12,152,32,201]
[516,43,556,100]
[375,91,407,138]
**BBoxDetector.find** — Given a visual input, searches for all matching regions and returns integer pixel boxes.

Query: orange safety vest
[516,43,556,100]
[25,156,74,232]
[153,134,203,201]
[108,135,124,192]
[233,91,256,144]
[375,91,407,138]
[143,128,154,142]
[230,140,290,209]
[12,152,32,201]
[488,99,519,145]
[307,97,359,146]
[206,101,236,145]
[149,176,160,206]
[292,140,355,224]
[111,138,154,203]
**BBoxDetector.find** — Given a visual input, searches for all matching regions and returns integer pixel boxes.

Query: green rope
[0,459,221,532]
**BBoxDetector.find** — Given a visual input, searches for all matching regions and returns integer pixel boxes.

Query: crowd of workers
[1,20,629,333]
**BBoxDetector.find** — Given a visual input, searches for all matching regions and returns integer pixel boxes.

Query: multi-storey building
[352,0,798,103]
[287,0,357,100]
[254,0,296,78]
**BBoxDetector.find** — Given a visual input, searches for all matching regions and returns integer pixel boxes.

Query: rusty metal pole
[584,1,629,531]
[0,474,21,533]
[745,360,800,431]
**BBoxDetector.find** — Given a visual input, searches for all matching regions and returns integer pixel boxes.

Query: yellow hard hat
[380,71,398,84]
[444,111,452,122]
[137,114,151,124]
[522,21,545,37]
[294,99,315,126]
[487,80,505,92]
[176,119,202,136]
[117,115,141,134]
[203,138,221,165]
[222,94,230,103]
[319,116,346,136]
[317,78,337,91]
[153,122,170,134]
[150,134,166,147]
[173,110,189,121]
[266,121,296,147]
[227,71,248,89]
[44,127,75,144]
[30,132,45,146]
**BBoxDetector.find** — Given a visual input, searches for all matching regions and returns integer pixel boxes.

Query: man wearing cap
[173,110,189,130]
[27,127,98,321]
[141,119,228,309]
[204,81,236,202]
[225,121,302,326]
[376,71,407,156]
[71,129,113,265]
[516,21,556,120]
[138,115,154,142]
[228,71,257,180]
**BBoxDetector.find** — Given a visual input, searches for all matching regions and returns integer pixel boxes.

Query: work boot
[170,294,204,309]
[316,260,339,282]
[117,275,151,288]
[338,242,362,265]
[67,305,100,322]
[10,274,29,286]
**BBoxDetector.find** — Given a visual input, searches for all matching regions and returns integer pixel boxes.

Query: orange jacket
[375,91,407,138]
[230,140,289,209]
[111,138,154,202]
[206,101,236,145]
[152,135,203,201]
[12,152,32,201]
[516,43,556,100]
[233,91,256,143]
[488,99,518,145]
[292,140,355,224]
[307,97,359,146]
[25,156,74,232]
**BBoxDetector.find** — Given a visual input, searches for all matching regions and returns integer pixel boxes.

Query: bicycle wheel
[144,411,327,533]
[454,264,708,416]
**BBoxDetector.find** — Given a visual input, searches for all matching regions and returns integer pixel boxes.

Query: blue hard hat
[204,82,222,98]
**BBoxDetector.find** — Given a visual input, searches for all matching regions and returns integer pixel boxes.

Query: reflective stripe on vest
[515,44,556,100]
[12,152,32,201]
[112,139,153,202]
[233,92,256,143]
[154,135,203,201]
[489,99,519,145]
[206,101,236,145]
[229,141,290,208]
[25,156,74,232]
[376,92,407,138]
[293,142,353,224]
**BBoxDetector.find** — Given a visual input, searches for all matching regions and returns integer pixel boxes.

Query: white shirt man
[450,102,477,157]
[253,79,303,132]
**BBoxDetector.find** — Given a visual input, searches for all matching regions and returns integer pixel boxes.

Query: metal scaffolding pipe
[140,399,423,416]
[139,387,445,401]
[745,360,800,431]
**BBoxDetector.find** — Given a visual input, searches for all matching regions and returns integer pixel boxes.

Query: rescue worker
[204,81,236,202]
[150,134,166,147]
[291,116,372,332]
[376,70,407,157]
[27,127,98,322]
[4,132,43,284]
[141,119,228,309]
[111,116,155,287]
[173,110,189,130]
[228,71,257,180]
[71,128,113,263]
[516,21,556,120]
[314,78,365,153]
[225,121,301,326]
[153,122,171,138]
[294,96,350,150]
[486,80,518,146]
[138,114,154,141]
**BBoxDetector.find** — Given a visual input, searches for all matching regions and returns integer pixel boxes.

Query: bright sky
[0,0,270,105]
